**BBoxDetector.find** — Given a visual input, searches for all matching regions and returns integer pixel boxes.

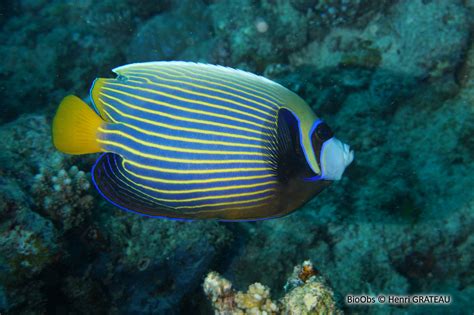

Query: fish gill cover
[0,0,473,314]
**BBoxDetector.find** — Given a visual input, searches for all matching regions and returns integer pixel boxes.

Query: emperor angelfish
[52,62,354,221]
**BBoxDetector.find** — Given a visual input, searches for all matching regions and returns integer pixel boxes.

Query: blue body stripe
[100,131,267,162]
[108,81,277,123]
[100,90,273,139]
[100,92,274,143]
[121,160,274,181]
[105,123,267,154]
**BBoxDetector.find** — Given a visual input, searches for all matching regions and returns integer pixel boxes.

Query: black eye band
[314,122,333,142]
[311,121,334,169]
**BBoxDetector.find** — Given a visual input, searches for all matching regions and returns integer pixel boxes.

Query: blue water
[0,0,473,314]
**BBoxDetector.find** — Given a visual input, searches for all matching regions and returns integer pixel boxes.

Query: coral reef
[215,2,474,314]
[32,166,94,231]
[225,35,474,310]
[0,114,234,313]
[100,218,233,314]
[0,177,59,311]
[204,261,341,315]
[0,185,59,283]
[204,272,279,314]
[0,114,96,232]
[286,0,469,117]
[281,261,342,315]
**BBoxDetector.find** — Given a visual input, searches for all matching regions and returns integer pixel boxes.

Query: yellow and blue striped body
[88,62,329,220]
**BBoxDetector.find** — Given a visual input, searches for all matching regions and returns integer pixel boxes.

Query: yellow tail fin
[52,95,103,154]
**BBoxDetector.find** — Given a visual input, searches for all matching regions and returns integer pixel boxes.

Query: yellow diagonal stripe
[101,102,271,143]
[124,70,278,114]
[101,90,276,135]
[123,159,273,174]
[98,139,268,164]
[103,83,276,131]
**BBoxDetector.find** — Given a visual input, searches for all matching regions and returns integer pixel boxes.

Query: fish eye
[116,75,128,82]
[313,122,334,142]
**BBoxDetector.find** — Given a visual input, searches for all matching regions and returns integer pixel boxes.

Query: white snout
[320,138,354,180]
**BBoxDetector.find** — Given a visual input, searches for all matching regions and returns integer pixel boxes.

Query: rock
[210,0,308,70]
[127,1,212,62]
[370,0,469,79]
[97,217,233,314]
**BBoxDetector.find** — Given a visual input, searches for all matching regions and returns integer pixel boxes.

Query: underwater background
[0,0,473,314]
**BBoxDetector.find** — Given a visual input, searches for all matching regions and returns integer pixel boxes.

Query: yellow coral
[204,261,341,315]
[280,278,342,315]
[203,271,234,303]
[204,273,279,315]
[235,283,278,314]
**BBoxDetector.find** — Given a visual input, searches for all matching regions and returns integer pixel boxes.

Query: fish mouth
[342,143,354,168]
[317,138,354,181]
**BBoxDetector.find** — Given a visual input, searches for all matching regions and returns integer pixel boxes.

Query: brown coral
[203,271,237,314]
[298,260,319,283]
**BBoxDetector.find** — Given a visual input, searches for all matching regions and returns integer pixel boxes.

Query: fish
[52,62,354,221]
